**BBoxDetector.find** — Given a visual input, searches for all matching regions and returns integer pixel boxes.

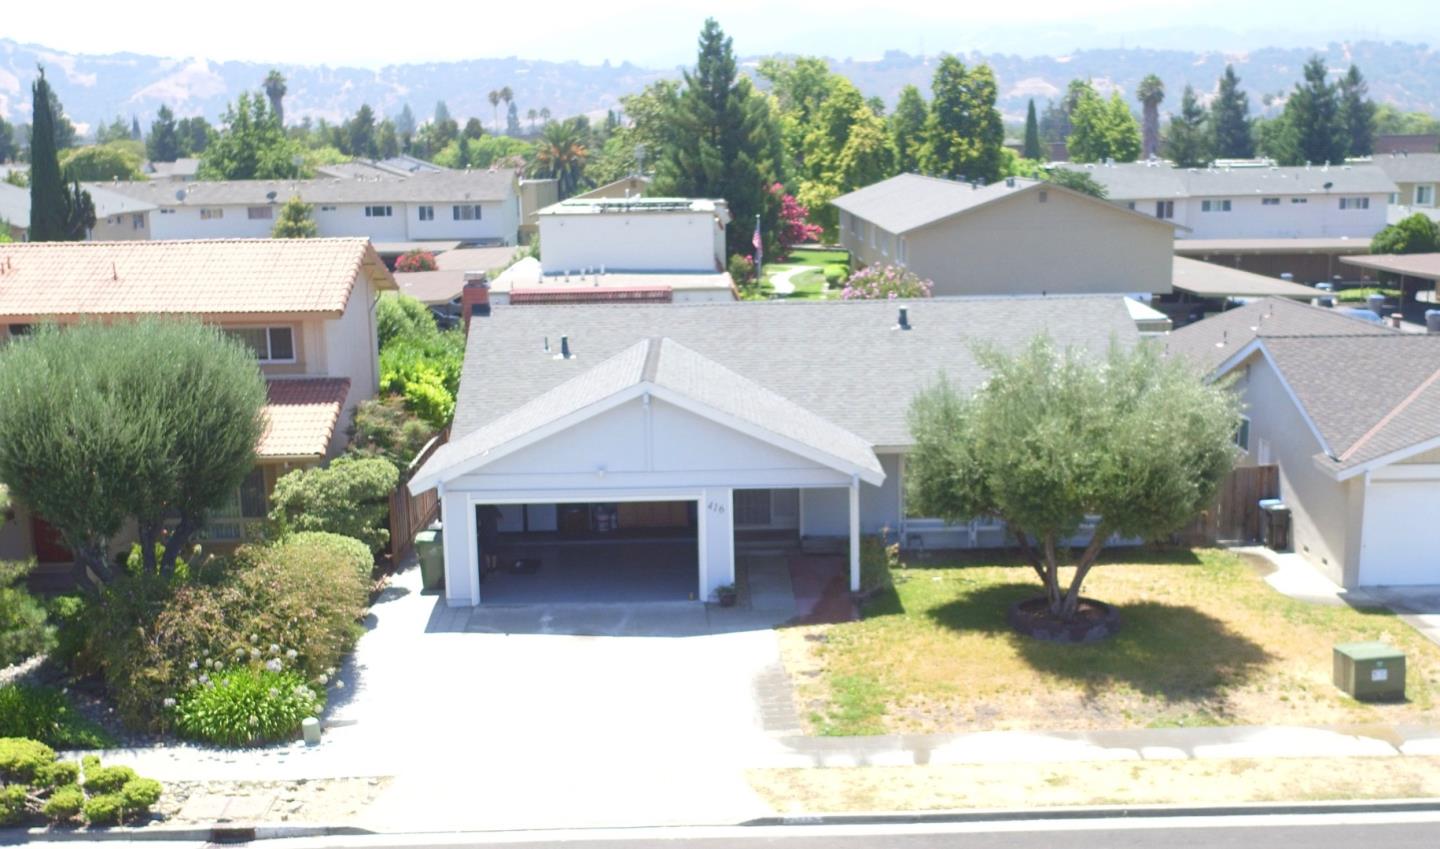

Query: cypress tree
[1339,64,1376,158]
[29,67,68,242]
[1279,56,1346,165]
[1210,65,1254,159]
[1023,99,1042,160]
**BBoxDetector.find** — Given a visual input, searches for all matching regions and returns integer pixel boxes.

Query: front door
[30,516,72,563]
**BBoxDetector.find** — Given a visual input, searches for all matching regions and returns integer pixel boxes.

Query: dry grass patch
[780,548,1440,735]
[748,756,1440,812]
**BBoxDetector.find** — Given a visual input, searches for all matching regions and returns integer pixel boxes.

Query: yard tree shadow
[925,581,1274,703]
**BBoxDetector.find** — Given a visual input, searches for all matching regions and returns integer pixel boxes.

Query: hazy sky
[5,0,1427,67]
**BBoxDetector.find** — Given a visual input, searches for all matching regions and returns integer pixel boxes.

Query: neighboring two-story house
[0,238,394,566]
[0,183,158,242]
[832,173,1177,298]
[104,169,521,246]
[1373,152,1440,217]
[1064,161,1395,240]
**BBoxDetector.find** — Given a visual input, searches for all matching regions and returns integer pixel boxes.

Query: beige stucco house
[1168,298,1440,587]
[832,174,1177,297]
[0,237,395,569]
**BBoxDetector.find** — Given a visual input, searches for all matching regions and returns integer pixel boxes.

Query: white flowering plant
[171,666,324,747]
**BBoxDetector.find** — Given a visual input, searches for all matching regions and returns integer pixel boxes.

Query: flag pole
[753,213,763,282]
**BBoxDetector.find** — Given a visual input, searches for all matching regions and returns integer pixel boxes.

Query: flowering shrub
[394,250,438,273]
[173,667,323,747]
[727,254,755,287]
[771,183,823,256]
[840,264,934,300]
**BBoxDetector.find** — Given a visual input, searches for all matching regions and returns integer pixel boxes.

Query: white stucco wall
[146,198,520,244]
[539,211,723,273]
[1121,193,1389,240]
[320,270,382,454]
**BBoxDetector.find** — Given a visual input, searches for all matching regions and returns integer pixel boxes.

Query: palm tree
[488,90,501,134]
[500,86,514,136]
[529,119,588,198]
[539,107,551,125]
[1137,74,1165,160]
[264,70,288,128]
[526,108,538,132]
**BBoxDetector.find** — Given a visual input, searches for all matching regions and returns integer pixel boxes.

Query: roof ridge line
[1339,364,1440,462]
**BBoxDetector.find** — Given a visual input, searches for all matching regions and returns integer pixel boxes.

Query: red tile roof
[0,239,395,319]
[259,378,351,458]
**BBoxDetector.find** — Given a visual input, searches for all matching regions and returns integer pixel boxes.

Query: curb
[18,823,374,842]
[742,797,1440,827]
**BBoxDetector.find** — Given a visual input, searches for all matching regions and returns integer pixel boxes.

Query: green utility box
[1333,641,1406,701]
[415,527,445,591]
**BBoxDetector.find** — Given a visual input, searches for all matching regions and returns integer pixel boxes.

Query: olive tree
[0,320,266,586]
[906,336,1238,620]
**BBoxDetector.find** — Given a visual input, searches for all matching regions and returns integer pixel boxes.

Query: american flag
[752,216,763,269]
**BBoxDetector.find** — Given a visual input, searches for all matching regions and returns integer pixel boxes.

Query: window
[226,327,296,363]
[365,205,393,218]
[247,206,273,220]
[1390,192,1400,205]
[1235,416,1251,454]
[320,205,337,212]
[1155,200,1174,219]
[1291,197,1308,204]
[1261,197,1281,206]
[452,204,482,221]
[881,230,890,256]
[1126,201,1136,210]
[200,207,224,220]
[870,223,877,249]
[205,467,268,542]
[8,324,31,337]
[1339,197,1370,210]
[1417,186,1434,206]
[898,236,908,265]
[131,213,145,229]
[418,205,435,221]
[159,208,175,215]
[1201,199,1232,212]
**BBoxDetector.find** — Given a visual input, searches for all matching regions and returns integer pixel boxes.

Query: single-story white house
[409,296,1139,607]
[1168,297,1440,587]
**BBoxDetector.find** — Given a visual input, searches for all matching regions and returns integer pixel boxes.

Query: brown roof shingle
[0,239,394,319]
[258,378,351,458]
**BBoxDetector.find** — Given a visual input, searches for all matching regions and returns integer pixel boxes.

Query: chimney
[462,270,490,332]
[1389,312,1404,329]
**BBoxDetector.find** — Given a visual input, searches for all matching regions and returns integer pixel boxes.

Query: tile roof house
[1062,161,1396,240]
[105,168,521,246]
[1167,298,1440,587]
[831,173,1178,298]
[0,238,395,562]
[410,295,1138,607]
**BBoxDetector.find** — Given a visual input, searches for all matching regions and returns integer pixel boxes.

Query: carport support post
[849,475,861,592]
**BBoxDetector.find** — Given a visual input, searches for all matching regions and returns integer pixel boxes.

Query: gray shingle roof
[1371,152,1440,184]
[103,168,517,207]
[1064,162,1397,200]
[0,182,157,228]
[414,336,884,489]
[1261,335,1440,472]
[0,183,25,230]
[830,173,1031,234]
[1164,297,1398,374]
[453,296,1139,449]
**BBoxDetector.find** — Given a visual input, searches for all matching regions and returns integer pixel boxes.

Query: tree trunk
[1059,525,1110,619]
[136,523,159,576]
[160,515,198,578]
[1040,533,1063,611]
[71,542,112,591]
[1010,523,1048,585]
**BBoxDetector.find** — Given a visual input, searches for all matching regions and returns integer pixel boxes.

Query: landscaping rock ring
[1007,596,1121,643]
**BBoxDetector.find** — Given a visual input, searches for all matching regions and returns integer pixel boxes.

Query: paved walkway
[768,265,819,296]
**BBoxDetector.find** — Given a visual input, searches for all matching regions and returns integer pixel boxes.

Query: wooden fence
[388,429,448,562]
[1176,464,1280,546]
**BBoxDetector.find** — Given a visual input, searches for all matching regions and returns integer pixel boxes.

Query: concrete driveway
[321,562,798,830]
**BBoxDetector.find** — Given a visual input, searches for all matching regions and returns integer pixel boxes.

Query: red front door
[30,516,73,563]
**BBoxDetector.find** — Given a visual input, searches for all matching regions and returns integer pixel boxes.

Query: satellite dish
[266,190,278,202]
[174,188,187,202]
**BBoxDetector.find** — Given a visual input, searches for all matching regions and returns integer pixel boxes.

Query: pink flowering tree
[771,183,823,258]
[841,264,934,300]
[395,250,438,273]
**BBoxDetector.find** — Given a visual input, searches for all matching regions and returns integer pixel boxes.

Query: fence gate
[1179,464,1279,545]
[388,430,447,562]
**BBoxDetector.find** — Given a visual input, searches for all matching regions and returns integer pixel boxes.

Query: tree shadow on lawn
[924,581,1275,704]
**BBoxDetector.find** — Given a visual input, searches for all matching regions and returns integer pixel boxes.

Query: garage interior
[476,501,700,604]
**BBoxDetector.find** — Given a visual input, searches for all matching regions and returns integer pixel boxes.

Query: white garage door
[1360,479,1440,585]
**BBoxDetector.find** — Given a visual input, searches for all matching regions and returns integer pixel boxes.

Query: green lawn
[780,548,1440,736]
[749,247,850,301]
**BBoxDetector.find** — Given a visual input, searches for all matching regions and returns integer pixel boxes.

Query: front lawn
[781,548,1440,735]
[751,247,850,301]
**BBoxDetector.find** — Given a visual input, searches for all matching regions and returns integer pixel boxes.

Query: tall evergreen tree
[1136,74,1165,160]
[377,119,400,159]
[29,67,70,241]
[396,104,416,141]
[653,18,783,257]
[920,57,1004,182]
[1278,56,1346,165]
[175,115,213,156]
[0,117,14,164]
[1210,65,1254,159]
[272,196,317,238]
[1338,64,1376,157]
[890,84,928,173]
[1165,85,1211,168]
[1022,99,1042,160]
[345,104,379,159]
[147,105,181,162]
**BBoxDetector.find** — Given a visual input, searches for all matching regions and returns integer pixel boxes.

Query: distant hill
[2,37,1438,134]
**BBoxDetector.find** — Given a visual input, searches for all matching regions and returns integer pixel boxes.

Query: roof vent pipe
[560,335,572,359]
[897,306,911,330]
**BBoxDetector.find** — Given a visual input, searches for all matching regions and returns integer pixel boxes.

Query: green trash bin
[415,527,445,591]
